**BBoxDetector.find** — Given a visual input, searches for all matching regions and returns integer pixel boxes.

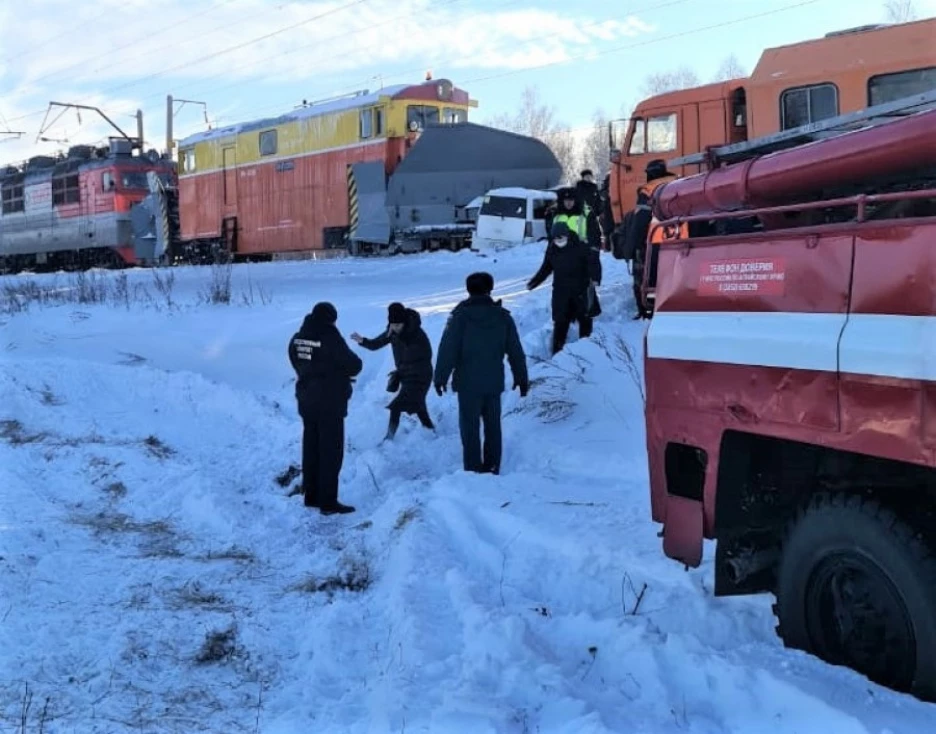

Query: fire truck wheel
[774,492,936,700]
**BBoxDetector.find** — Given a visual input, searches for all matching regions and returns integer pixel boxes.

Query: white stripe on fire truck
[647,311,936,381]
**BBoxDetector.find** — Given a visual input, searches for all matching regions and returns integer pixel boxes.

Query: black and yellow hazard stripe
[346,165,359,237]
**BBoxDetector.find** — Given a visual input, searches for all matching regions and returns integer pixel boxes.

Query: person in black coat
[527,221,599,355]
[434,272,529,475]
[288,301,363,515]
[351,302,435,441]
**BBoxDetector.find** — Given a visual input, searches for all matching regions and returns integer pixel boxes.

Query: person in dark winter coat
[288,301,363,515]
[550,186,602,318]
[351,302,435,441]
[576,169,604,237]
[527,221,599,355]
[434,272,529,475]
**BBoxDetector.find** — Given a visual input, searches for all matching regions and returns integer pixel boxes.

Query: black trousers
[301,409,345,508]
[457,392,502,474]
[553,293,593,355]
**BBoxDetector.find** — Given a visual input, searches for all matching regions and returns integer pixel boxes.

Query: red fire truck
[643,90,936,700]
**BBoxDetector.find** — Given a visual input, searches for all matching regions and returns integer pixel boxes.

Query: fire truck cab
[642,91,936,701]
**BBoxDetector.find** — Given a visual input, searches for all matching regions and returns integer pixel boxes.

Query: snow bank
[1,252,933,732]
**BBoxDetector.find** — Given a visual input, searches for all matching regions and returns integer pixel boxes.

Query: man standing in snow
[351,301,435,442]
[288,302,363,515]
[551,186,602,319]
[434,272,529,475]
[527,221,598,355]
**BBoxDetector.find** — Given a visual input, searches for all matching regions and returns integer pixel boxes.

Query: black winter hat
[311,301,338,324]
[388,302,406,324]
[466,271,494,296]
[551,222,571,240]
[645,159,672,181]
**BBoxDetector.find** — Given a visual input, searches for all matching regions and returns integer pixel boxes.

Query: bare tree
[713,54,747,82]
[580,109,611,179]
[487,86,580,181]
[884,0,918,21]
[641,67,700,97]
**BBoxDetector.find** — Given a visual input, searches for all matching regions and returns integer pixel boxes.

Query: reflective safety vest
[639,176,686,244]
[649,219,689,244]
[552,212,588,241]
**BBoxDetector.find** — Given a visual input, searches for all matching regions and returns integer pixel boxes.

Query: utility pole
[166,95,209,158]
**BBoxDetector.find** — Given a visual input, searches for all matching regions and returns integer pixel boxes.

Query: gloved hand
[435,383,446,396]
[514,381,529,398]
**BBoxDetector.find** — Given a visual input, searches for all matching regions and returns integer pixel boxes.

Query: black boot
[320,502,355,515]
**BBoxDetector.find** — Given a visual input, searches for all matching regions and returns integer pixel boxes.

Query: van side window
[868,67,936,106]
[780,83,838,129]
[532,199,551,219]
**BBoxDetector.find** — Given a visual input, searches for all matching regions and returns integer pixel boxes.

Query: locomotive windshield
[120,172,150,190]
[406,105,440,130]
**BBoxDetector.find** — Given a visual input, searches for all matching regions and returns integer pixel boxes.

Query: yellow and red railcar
[175,78,476,260]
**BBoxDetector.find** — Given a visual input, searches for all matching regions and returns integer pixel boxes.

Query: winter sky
[0,0,934,162]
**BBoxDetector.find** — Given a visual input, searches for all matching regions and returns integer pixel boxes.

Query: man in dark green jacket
[434,272,529,475]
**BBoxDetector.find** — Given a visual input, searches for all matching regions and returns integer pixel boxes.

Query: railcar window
[359,107,385,139]
[183,149,196,173]
[359,109,373,139]
[259,130,277,156]
[479,196,526,218]
[374,107,384,136]
[1,184,24,214]
[780,83,839,129]
[868,67,936,106]
[102,172,115,191]
[406,105,440,131]
[647,113,677,152]
[627,119,646,155]
[52,174,80,205]
[442,107,467,123]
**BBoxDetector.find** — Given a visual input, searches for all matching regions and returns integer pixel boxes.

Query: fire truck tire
[774,492,936,700]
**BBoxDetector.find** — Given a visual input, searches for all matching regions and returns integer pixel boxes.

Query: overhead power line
[463,0,825,86]
[203,0,691,125]
[197,0,823,138]
[5,0,827,148]
[4,0,369,126]
[22,0,239,89]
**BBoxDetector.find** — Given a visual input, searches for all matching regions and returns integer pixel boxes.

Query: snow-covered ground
[1,248,933,733]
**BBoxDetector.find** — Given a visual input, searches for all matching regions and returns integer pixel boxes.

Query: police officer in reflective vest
[550,186,602,317]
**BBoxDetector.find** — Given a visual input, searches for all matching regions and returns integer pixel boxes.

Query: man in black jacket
[527,221,599,355]
[288,301,363,515]
[351,301,435,441]
[434,272,529,475]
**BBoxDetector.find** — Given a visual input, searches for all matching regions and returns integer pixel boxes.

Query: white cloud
[0,0,655,162]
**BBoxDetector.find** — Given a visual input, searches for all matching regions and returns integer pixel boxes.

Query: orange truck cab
[608,18,936,231]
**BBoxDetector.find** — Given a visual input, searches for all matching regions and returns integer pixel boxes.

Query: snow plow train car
[134,77,560,264]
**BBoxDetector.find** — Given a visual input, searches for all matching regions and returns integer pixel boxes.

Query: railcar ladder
[669,89,936,169]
